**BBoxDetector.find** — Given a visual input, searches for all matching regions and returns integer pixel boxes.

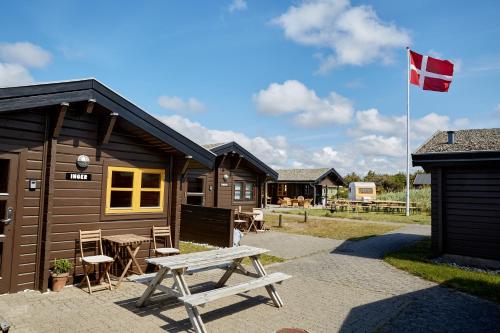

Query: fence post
[278,214,283,228]
[304,210,308,223]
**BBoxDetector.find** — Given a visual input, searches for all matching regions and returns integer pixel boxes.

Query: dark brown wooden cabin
[182,142,278,211]
[413,129,500,265]
[267,168,345,206]
[0,79,215,293]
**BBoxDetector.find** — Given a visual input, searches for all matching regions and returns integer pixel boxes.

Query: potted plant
[51,258,73,292]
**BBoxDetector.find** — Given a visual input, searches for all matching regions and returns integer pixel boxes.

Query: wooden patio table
[103,234,150,288]
[238,211,260,232]
[135,245,291,333]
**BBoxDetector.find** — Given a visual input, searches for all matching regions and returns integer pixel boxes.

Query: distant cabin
[348,182,376,201]
[413,129,500,266]
[267,168,345,206]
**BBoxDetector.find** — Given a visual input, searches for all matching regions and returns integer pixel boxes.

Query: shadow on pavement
[115,281,274,332]
[339,285,500,333]
[332,233,428,259]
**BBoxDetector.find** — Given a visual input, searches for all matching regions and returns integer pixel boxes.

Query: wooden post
[278,214,282,228]
[304,210,308,223]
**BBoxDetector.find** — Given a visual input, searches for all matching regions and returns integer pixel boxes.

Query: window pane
[234,182,242,190]
[140,191,160,207]
[187,178,203,193]
[0,160,9,193]
[110,191,132,208]
[111,171,134,188]
[245,183,254,191]
[142,173,161,188]
[234,191,241,200]
[186,195,203,206]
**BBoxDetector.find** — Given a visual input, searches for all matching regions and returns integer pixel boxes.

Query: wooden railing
[180,204,234,247]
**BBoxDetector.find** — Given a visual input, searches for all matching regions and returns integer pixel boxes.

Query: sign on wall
[66,173,92,181]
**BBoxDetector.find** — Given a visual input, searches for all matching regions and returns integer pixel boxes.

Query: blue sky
[1,0,499,175]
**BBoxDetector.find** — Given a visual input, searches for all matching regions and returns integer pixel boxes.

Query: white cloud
[356,135,404,157]
[0,42,51,87]
[228,0,247,12]
[272,0,410,73]
[156,114,288,167]
[0,42,51,68]
[155,113,408,175]
[0,63,34,87]
[354,109,469,140]
[253,80,354,127]
[158,96,206,113]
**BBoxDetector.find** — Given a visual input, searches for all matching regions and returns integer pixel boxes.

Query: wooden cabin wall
[0,110,46,292]
[216,157,261,212]
[43,108,175,289]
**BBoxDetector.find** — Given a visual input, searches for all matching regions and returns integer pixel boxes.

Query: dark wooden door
[0,154,18,293]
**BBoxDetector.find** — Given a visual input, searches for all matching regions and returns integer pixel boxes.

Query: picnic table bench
[135,245,291,333]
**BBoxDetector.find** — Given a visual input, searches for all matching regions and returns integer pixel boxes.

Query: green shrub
[378,187,431,212]
[52,258,73,274]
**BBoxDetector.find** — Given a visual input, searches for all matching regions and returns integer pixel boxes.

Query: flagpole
[406,46,410,217]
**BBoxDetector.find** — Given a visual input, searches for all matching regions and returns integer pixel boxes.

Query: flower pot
[51,272,69,292]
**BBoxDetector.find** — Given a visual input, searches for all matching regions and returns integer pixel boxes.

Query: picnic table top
[146,245,269,270]
[103,234,151,246]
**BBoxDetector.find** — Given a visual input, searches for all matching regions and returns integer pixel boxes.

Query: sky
[1,0,499,176]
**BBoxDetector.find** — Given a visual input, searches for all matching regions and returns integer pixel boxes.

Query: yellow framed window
[105,166,165,214]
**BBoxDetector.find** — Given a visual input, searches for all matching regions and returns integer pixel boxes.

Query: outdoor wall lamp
[223,174,229,181]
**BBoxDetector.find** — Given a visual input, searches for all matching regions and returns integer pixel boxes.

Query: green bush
[378,187,431,212]
[52,258,73,274]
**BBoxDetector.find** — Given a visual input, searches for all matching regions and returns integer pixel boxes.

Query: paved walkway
[1,224,500,332]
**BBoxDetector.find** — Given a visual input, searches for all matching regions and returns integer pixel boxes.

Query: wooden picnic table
[135,245,291,333]
[103,234,150,288]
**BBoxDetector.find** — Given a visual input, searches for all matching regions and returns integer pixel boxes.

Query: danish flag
[409,50,454,92]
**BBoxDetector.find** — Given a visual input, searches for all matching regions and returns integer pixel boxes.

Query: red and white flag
[409,50,454,92]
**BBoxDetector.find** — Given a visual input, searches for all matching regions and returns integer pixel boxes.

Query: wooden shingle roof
[276,168,345,185]
[415,129,500,154]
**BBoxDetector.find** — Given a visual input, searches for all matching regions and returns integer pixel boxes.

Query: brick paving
[2,225,500,333]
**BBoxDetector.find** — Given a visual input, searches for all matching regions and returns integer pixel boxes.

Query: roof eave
[0,79,216,168]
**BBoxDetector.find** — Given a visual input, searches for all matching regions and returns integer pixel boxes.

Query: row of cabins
[0,79,344,294]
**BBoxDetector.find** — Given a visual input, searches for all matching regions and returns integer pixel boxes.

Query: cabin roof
[413,128,500,166]
[276,168,345,185]
[0,79,216,168]
[202,141,278,180]
[415,128,500,154]
[413,173,431,185]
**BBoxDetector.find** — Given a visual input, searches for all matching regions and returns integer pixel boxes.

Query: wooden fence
[180,204,234,247]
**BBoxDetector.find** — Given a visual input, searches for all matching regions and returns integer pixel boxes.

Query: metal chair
[79,229,114,294]
[152,225,180,256]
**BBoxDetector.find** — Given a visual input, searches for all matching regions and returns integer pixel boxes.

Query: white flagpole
[406,46,410,217]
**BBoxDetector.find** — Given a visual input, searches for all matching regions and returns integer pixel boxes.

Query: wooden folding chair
[79,229,114,294]
[234,208,248,232]
[152,226,180,256]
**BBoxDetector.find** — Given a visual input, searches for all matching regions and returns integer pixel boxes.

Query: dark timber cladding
[0,79,215,293]
[413,128,500,262]
[179,142,277,246]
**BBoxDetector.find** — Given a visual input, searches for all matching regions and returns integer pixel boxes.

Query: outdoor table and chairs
[103,233,151,288]
[238,210,260,232]
[135,245,291,333]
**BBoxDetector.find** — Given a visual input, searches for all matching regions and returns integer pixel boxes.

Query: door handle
[1,207,14,225]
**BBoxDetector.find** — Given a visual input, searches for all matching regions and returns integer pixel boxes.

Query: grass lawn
[265,214,400,241]
[384,238,500,304]
[179,241,285,266]
[275,209,431,225]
